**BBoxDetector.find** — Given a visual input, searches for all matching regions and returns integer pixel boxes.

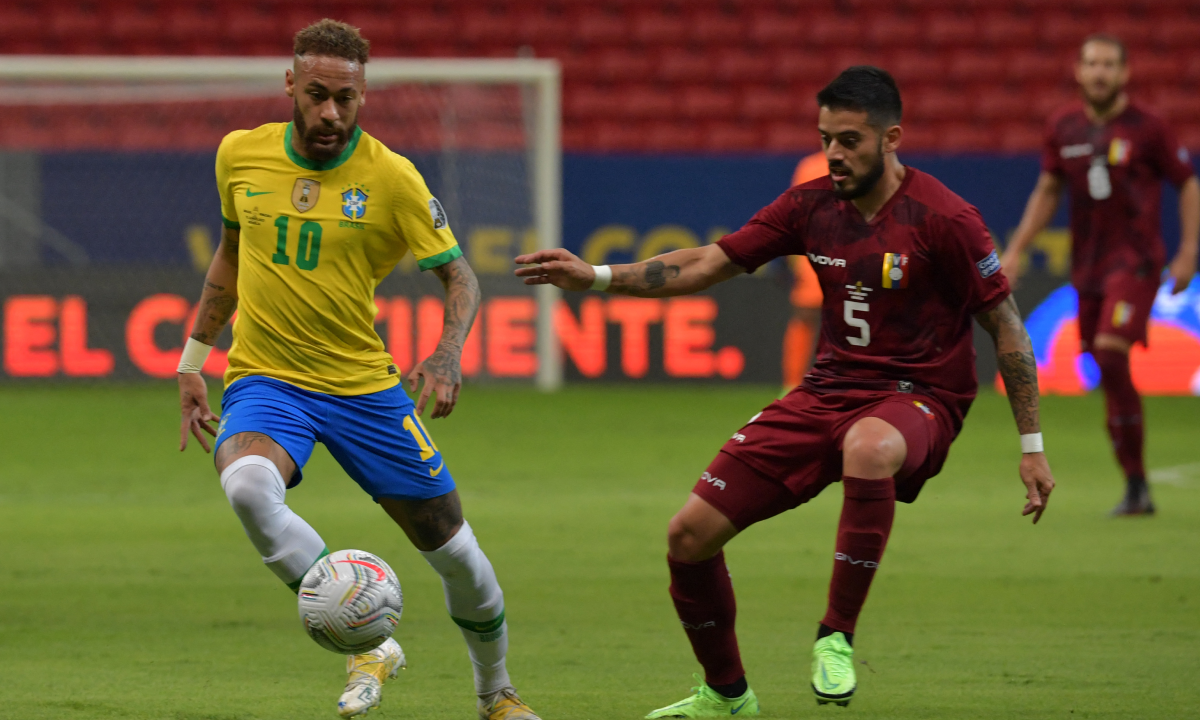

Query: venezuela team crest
[341,183,369,220]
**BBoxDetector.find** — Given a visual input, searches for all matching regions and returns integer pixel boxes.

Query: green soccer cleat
[645,674,759,718]
[811,632,856,706]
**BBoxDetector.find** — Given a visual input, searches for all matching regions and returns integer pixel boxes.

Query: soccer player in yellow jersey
[176,20,540,720]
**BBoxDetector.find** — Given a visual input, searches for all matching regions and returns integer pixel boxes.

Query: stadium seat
[772,51,833,85]
[808,14,865,47]
[1097,13,1155,49]
[998,122,1045,152]
[703,123,761,152]
[888,51,947,88]
[516,11,574,45]
[631,10,688,45]
[47,2,104,40]
[1039,12,1095,48]
[594,49,655,83]
[564,85,615,121]
[978,12,1038,47]
[165,6,222,43]
[763,121,817,153]
[924,14,978,48]
[644,121,704,153]
[864,14,923,48]
[746,11,806,46]
[1008,52,1070,85]
[107,4,164,41]
[575,9,629,46]
[714,50,773,84]
[689,10,745,45]
[593,120,648,151]
[938,125,996,153]
[1156,17,1200,48]
[0,5,40,40]
[462,8,521,45]
[948,51,1008,83]
[1133,54,1185,87]
[907,87,965,123]
[222,6,281,42]
[975,91,1035,123]
[396,10,458,44]
[740,86,799,121]
[680,86,737,121]
[1151,91,1200,124]
[656,49,713,83]
[617,85,678,120]
[897,122,939,151]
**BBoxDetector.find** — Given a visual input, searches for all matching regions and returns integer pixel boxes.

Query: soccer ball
[298,549,404,655]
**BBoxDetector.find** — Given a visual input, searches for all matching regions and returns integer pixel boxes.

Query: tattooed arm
[514,244,744,298]
[178,227,240,453]
[408,255,481,419]
[975,295,1056,523]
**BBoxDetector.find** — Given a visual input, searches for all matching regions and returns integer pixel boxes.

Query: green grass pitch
[1,383,1197,719]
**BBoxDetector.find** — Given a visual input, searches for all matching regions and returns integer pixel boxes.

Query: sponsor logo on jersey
[681,620,717,630]
[731,432,746,443]
[808,252,846,267]
[881,252,909,289]
[834,552,879,569]
[341,187,369,220]
[976,250,1001,278]
[1060,143,1093,159]
[291,178,320,212]
[428,197,448,229]
[701,471,726,490]
[1112,301,1133,328]
[1108,137,1132,166]
[748,412,763,423]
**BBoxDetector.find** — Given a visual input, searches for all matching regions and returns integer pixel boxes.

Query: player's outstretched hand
[1018,451,1055,524]
[178,372,220,453]
[999,250,1022,289]
[1167,251,1196,295]
[408,349,461,419]
[514,248,597,291]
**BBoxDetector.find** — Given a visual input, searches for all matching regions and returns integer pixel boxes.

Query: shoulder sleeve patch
[428,197,448,229]
[976,249,1001,278]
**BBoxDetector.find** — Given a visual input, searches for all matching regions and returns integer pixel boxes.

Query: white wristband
[177,338,214,374]
[590,264,612,291]
[1020,432,1044,454]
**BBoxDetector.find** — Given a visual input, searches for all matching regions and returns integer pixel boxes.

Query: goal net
[0,56,562,389]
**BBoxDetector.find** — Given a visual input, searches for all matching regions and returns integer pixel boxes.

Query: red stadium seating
[4,0,1199,153]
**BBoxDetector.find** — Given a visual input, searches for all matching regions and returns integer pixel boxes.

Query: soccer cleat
[1110,479,1156,517]
[477,686,541,720]
[811,633,856,706]
[337,637,406,718]
[645,674,759,718]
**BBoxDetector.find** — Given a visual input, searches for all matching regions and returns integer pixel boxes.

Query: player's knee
[220,456,286,518]
[843,420,906,478]
[667,514,719,562]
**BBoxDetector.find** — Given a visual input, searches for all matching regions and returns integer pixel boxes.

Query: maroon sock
[667,551,745,687]
[1094,349,1145,479]
[821,476,896,634]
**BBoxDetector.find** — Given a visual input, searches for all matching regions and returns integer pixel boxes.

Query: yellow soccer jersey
[216,122,460,395]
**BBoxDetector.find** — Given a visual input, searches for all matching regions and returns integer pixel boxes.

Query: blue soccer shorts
[215,376,455,501]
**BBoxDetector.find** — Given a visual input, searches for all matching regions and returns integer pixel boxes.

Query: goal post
[0,55,563,390]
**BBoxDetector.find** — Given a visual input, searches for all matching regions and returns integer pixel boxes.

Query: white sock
[220,455,326,588]
[420,520,511,696]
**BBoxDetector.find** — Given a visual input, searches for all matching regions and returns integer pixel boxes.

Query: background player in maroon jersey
[1002,35,1199,517]
[515,67,1055,715]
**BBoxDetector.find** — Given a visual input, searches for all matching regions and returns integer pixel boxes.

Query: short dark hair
[1080,33,1126,65]
[294,19,370,64]
[816,66,902,129]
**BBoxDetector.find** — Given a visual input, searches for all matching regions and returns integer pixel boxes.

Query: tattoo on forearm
[977,296,1041,435]
[644,260,681,289]
[426,256,480,382]
[191,293,237,345]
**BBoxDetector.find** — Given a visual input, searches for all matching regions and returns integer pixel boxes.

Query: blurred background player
[517,67,1055,716]
[781,152,829,393]
[176,20,540,720]
[1002,34,1199,517]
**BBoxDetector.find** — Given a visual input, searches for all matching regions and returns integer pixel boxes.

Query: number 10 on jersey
[273,216,323,270]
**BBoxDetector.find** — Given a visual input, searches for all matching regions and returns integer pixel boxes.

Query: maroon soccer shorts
[1078,271,1160,350]
[692,388,954,530]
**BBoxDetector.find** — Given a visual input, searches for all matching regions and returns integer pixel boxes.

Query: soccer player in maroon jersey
[516,67,1055,715]
[1002,35,1199,517]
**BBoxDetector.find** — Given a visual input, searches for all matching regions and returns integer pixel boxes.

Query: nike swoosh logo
[246,190,273,196]
[821,662,834,689]
[731,699,749,714]
[429,460,445,477]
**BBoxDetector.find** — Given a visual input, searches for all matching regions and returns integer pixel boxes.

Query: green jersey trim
[221,216,241,229]
[417,244,463,271]
[284,123,363,172]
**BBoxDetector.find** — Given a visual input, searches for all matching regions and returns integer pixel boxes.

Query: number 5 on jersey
[844,300,870,347]
[273,215,323,270]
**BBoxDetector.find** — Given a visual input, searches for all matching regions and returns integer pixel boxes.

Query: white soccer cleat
[337,637,406,718]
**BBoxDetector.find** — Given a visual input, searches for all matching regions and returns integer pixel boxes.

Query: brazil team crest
[341,184,369,220]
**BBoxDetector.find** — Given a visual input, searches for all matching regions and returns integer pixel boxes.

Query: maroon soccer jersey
[717,168,1010,432]
[1042,102,1195,291]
